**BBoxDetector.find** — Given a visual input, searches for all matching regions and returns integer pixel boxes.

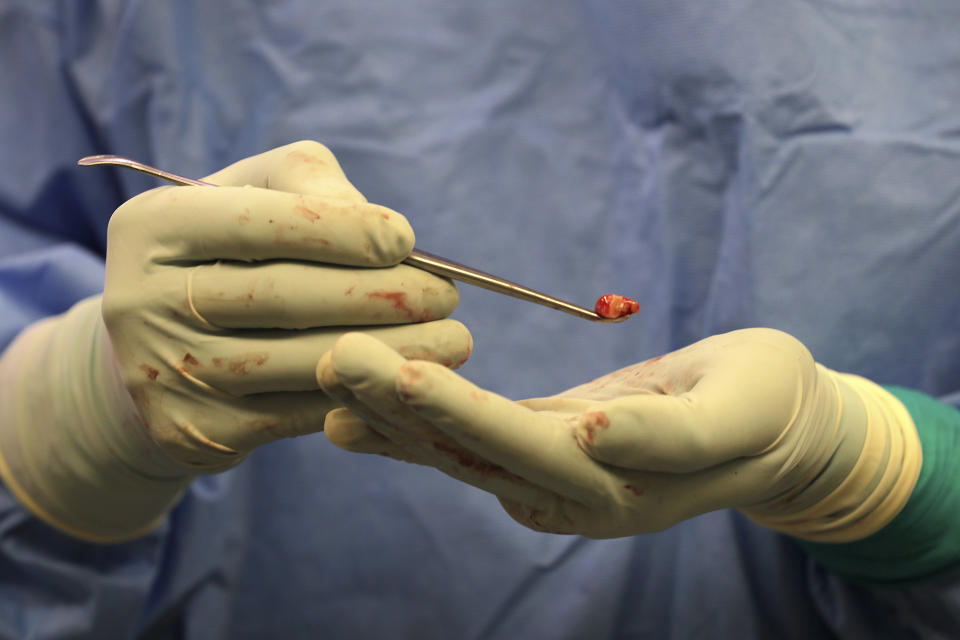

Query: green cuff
[796,386,960,586]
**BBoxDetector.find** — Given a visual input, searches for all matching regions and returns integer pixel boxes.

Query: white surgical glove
[0,141,472,542]
[317,329,920,541]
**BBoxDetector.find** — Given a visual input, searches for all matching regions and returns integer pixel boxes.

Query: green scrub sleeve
[796,386,960,586]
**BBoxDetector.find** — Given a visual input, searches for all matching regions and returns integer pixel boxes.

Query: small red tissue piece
[594,294,639,319]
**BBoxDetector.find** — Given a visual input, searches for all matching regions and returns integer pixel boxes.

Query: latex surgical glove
[0,142,472,542]
[317,329,920,541]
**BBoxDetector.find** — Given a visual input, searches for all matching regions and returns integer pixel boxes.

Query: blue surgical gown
[0,1,958,638]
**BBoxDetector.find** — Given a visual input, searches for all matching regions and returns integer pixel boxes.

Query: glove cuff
[0,297,191,543]
[745,368,922,542]
[797,386,960,584]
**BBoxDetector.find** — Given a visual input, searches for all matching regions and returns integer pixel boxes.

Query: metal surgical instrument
[78,154,629,323]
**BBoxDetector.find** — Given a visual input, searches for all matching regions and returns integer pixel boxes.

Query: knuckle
[280,140,338,169]
[366,206,414,262]
[109,186,172,226]
[100,292,121,326]
[106,195,143,239]
[286,139,334,157]
[100,288,136,329]
[575,410,611,451]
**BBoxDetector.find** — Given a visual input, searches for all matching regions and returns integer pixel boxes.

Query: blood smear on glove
[594,294,639,319]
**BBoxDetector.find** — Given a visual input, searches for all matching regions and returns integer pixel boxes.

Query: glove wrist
[743,366,923,542]
[0,297,191,543]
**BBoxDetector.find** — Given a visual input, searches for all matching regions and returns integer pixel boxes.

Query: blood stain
[623,484,645,496]
[287,150,326,167]
[139,364,159,380]
[579,411,610,444]
[226,353,270,375]
[368,291,414,318]
[296,205,321,222]
[432,441,504,475]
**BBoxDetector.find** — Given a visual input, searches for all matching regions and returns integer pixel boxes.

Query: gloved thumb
[573,329,810,473]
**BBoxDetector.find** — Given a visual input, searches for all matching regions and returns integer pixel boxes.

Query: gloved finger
[204,141,367,202]
[188,261,458,329]
[323,408,415,460]
[392,359,610,507]
[173,319,473,395]
[517,396,596,414]
[656,457,788,521]
[498,497,597,536]
[320,344,508,479]
[323,332,467,444]
[573,329,807,473]
[326,402,563,509]
[148,389,337,468]
[320,333,568,508]
[111,185,413,267]
[322,406,462,467]
[316,348,412,443]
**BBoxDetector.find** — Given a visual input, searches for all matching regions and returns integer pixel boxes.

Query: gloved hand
[317,329,921,541]
[0,141,472,542]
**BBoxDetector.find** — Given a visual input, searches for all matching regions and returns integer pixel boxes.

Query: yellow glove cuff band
[748,372,922,542]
